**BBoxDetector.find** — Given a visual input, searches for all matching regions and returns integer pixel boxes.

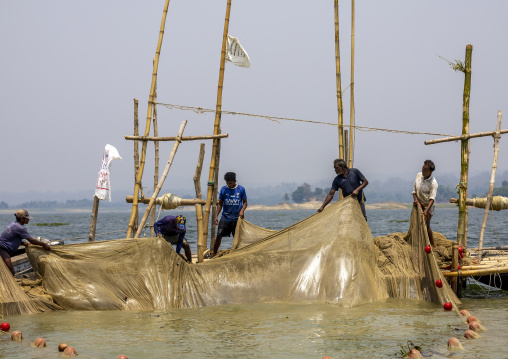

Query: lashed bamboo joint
[450,196,508,211]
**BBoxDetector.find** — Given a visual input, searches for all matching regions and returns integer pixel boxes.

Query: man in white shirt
[412,160,438,247]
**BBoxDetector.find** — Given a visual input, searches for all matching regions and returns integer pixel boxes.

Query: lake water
[0,207,507,358]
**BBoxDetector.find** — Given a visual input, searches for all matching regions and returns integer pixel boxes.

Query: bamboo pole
[125,134,229,141]
[348,0,355,168]
[344,130,349,165]
[203,0,231,244]
[194,144,206,262]
[127,0,172,238]
[126,196,209,206]
[451,243,458,293]
[88,195,100,241]
[457,44,472,248]
[478,111,503,262]
[334,0,344,160]
[134,121,187,238]
[424,129,508,145]
[150,78,159,237]
[133,98,140,236]
[210,137,221,251]
[443,266,508,277]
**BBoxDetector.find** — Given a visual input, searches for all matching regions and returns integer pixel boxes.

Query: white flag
[226,35,251,68]
[95,144,122,201]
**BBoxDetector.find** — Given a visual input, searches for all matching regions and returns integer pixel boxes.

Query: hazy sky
[2,1,508,198]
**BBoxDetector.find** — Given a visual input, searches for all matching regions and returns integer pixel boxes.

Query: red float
[424,245,432,254]
[435,279,443,288]
[458,245,464,255]
[458,265,461,270]
[443,302,453,311]
[0,322,10,332]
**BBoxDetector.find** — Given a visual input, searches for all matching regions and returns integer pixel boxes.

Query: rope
[62,230,126,242]
[471,196,508,211]
[156,102,452,137]
[158,193,183,210]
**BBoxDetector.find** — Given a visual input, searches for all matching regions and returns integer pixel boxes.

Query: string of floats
[156,102,453,137]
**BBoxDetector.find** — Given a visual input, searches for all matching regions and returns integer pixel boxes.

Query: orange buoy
[10,331,22,342]
[58,343,69,352]
[62,346,78,358]
[31,338,46,347]
[116,356,129,359]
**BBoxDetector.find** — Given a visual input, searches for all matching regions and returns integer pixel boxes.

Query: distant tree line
[289,183,460,204]
[0,201,8,209]
[16,199,94,209]
[290,183,330,203]
[492,180,508,197]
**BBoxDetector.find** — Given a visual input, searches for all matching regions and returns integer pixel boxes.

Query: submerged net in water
[0,260,59,318]
[1,196,459,315]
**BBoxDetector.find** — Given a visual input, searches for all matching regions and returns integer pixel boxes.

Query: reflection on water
[0,208,507,358]
[1,299,507,358]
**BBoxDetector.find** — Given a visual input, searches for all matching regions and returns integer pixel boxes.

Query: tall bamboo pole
[344,130,349,165]
[135,121,187,238]
[203,0,231,244]
[194,144,206,262]
[127,0,171,238]
[457,45,472,248]
[133,98,140,236]
[210,137,221,251]
[334,0,345,160]
[348,0,355,168]
[478,111,502,262]
[150,75,159,237]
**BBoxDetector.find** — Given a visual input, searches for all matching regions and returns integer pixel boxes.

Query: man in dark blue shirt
[213,172,247,256]
[154,214,193,263]
[318,159,369,221]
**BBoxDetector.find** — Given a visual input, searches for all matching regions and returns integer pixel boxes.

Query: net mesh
[0,196,460,315]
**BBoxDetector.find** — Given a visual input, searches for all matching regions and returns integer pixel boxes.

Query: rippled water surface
[0,207,507,358]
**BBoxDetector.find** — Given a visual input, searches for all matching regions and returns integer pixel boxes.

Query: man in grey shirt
[0,209,50,275]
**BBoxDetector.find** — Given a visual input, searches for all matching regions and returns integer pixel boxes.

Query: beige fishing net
[0,260,59,318]
[1,196,459,316]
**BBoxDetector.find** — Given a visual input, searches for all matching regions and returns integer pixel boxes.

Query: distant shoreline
[0,202,458,214]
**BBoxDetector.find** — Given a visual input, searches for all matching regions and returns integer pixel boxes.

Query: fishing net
[0,260,59,318]
[20,196,459,312]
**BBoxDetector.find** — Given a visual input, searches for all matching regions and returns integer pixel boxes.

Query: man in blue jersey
[318,159,369,221]
[213,172,247,256]
[0,209,51,275]
[154,214,193,263]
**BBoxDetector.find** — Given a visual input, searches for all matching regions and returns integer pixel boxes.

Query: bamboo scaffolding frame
[203,0,231,244]
[457,44,473,248]
[134,121,187,238]
[194,144,206,262]
[478,111,502,262]
[127,0,171,238]
[150,81,159,237]
[348,0,355,168]
[424,129,508,145]
[125,134,229,141]
[133,98,140,236]
[334,0,344,160]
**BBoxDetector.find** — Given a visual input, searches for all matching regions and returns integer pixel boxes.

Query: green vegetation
[492,180,508,197]
[34,223,70,226]
[291,183,329,203]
